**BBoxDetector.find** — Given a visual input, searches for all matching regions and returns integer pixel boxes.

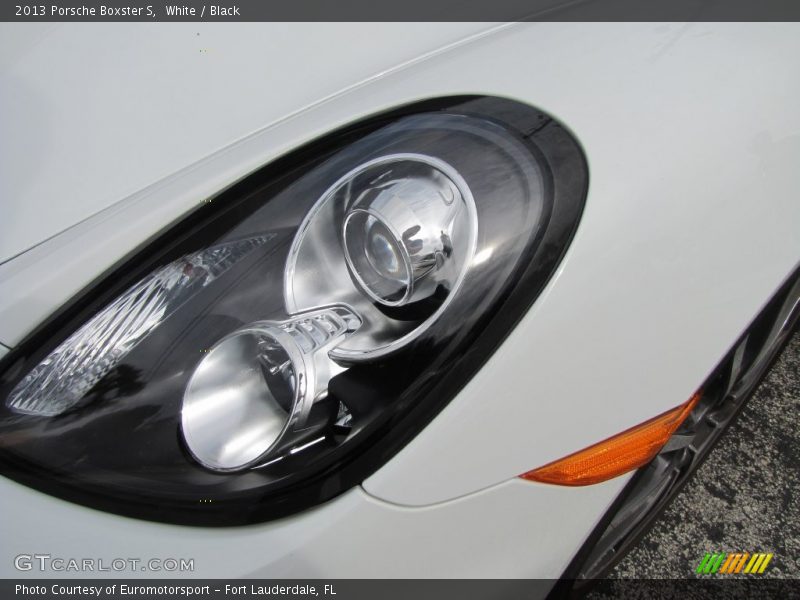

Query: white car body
[1,22,799,582]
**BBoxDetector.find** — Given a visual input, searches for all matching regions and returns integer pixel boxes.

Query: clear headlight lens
[0,97,587,524]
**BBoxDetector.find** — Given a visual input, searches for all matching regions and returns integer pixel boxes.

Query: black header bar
[4,0,800,22]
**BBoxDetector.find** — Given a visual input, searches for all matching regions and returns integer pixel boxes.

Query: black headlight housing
[0,96,587,525]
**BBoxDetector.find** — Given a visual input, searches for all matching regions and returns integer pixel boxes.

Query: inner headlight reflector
[182,306,359,472]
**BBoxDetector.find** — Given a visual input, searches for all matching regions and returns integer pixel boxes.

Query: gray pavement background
[592,331,799,585]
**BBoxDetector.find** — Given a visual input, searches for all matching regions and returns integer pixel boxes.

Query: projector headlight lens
[345,210,412,304]
[0,97,587,524]
[341,156,470,308]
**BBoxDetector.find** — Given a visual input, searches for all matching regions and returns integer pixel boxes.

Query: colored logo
[696,552,773,574]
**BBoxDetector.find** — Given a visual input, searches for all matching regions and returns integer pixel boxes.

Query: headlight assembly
[0,97,587,525]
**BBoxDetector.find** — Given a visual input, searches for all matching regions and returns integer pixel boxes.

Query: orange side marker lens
[520,392,701,486]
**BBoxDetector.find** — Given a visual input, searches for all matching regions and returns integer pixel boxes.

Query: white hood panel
[0,23,490,263]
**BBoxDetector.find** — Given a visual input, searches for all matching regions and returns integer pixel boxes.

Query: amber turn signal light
[520,392,701,486]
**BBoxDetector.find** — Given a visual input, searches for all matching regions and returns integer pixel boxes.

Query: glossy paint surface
[0,474,629,579]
